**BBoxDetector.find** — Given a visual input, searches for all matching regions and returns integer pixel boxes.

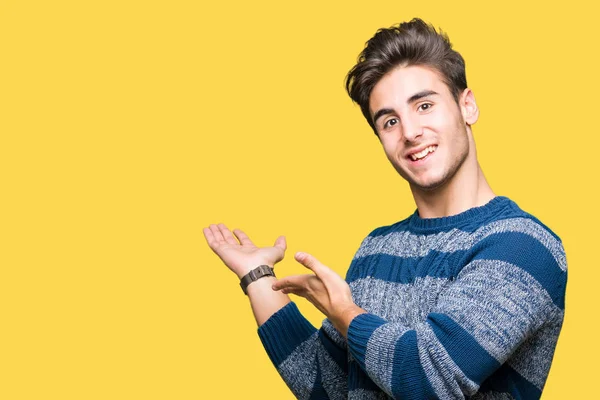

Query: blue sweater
[258,196,567,399]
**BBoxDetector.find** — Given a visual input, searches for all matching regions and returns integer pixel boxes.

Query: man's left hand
[272,252,366,337]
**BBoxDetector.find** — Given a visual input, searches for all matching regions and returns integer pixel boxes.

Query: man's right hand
[203,223,287,279]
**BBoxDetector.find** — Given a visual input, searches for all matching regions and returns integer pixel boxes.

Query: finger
[294,252,326,276]
[272,274,310,292]
[295,252,340,282]
[209,224,226,244]
[274,235,287,251]
[233,229,255,246]
[217,223,239,245]
[280,287,305,297]
[203,227,215,246]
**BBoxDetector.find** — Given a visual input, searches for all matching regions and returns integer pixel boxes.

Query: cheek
[380,139,399,160]
[429,110,455,130]
[427,103,460,124]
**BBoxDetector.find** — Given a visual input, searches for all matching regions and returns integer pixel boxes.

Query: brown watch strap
[239,265,276,295]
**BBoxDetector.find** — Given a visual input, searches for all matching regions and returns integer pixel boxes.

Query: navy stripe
[347,313,387,371]
[428,313,500,385]
[257,302,316,367]
[391,330,437,399]
[369,197,516,235]
[318,329,348,374]
[479,363,541,400]
[473,232,566,309]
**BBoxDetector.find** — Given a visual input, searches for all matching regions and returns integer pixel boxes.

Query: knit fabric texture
[258,196,567,399]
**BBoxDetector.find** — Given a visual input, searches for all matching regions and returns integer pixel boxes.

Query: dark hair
[345,18,467,135]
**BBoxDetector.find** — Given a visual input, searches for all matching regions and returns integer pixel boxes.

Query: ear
[460,88,479,125]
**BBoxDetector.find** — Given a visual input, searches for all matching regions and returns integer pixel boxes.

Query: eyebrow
[372,90,440,125]
[407,89,439,104]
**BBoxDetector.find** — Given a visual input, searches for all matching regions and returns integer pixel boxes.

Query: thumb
[274,235,287,251]
[294,252,327,277]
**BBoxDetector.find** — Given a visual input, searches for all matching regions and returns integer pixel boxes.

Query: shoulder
[473,198,566,272]
[350,215,415,259]
[366,214,413,238]
[466,198,567,309]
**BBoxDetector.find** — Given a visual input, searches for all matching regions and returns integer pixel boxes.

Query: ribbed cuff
[257,302,316,367]
[346,313,387,370]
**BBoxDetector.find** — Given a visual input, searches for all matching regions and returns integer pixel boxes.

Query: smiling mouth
[408,145,437,161]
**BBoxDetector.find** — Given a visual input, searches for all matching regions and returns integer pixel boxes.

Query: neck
[410,147,495,219]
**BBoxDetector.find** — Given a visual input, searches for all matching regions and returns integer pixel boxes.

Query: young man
[203,18,567,399]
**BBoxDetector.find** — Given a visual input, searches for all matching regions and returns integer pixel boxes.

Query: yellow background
[1,0,597,398]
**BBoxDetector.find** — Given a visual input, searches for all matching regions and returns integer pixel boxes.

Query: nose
[401,114,423,142]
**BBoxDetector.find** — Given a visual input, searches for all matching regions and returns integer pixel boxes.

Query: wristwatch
[240,265,276,295]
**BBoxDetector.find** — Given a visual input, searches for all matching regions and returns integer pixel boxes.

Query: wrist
[235,262,274,280]
[333,305,366,338]
[245,275,279,296]
[239,264,276,295]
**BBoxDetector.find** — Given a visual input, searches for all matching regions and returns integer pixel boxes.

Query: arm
[203,223,290,325]
[203,223,349,399]
[274,240,566,399]
[257,304,349,400]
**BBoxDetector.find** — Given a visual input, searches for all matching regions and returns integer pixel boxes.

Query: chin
[409,174,449,192]
[396,165,450,192]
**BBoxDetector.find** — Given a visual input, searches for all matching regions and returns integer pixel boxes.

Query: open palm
[203,223,286,279]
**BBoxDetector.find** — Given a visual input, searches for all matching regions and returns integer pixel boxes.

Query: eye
[418,103,433,112]
[383,118,399,129]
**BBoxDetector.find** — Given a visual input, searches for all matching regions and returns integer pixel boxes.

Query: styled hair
[345,18,467,135]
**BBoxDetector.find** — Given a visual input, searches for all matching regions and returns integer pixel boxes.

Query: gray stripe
[277,332,319,400]
[365,323,410,397]
[317,344,348,400]
[416,322,478,398]
[279,330,348,400]
[355,229,457,259]
[470,392,514,399]
[350,276,449,326]
[348,388,391,399]
[435,260,559,362]
[355,218,566,271]
[507,312,564,390]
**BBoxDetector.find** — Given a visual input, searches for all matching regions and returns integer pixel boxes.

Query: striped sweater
[258,196,567,399]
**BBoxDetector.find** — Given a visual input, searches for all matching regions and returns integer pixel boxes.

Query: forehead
[369,65,449,114]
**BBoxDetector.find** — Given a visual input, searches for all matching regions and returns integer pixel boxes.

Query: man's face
[369,65,476,193]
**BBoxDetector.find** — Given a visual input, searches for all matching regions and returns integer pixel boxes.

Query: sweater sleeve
[346,230,567,399]
[258,302,348,400]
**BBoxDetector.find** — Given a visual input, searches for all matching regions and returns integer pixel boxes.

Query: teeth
[410,145,436,161]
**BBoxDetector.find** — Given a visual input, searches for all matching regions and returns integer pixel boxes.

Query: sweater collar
[408,196,511,230]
